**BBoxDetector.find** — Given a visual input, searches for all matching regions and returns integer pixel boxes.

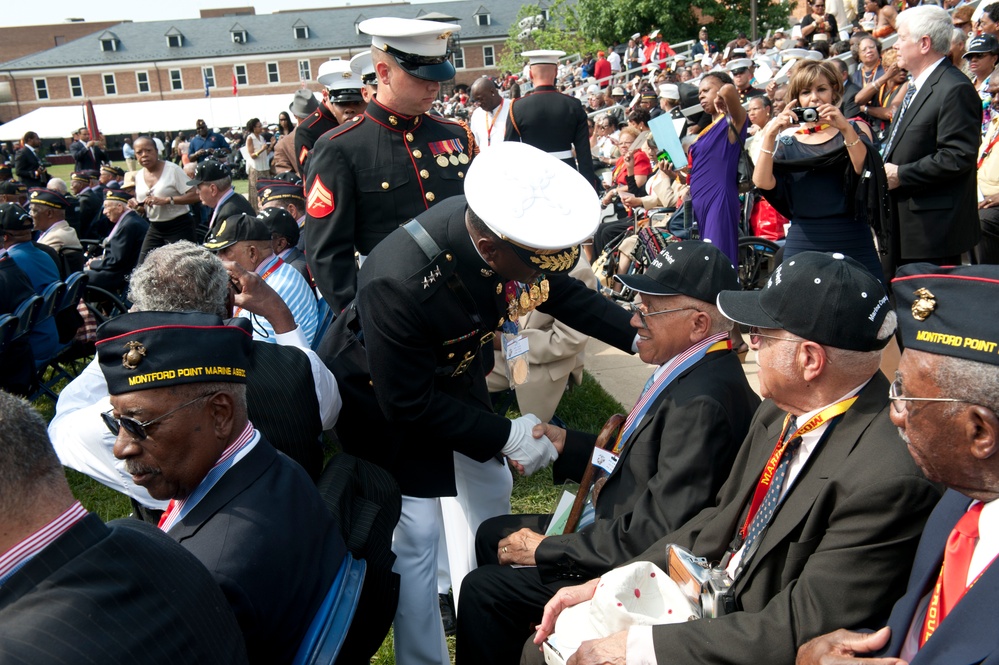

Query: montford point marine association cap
[522,49,566,67]
[28,188,70,210]
[104,188,130,204]
[359,17,460,82]
[616,240,740,304]
[463,141,597,275]
[202,212,271,252]
[97,311,251,395]
[350,50,378,86]
[256,178,305,205]
[893,263,999,366]
[317,59,364,103]
[717,251,892,352]
[71,170,98,183]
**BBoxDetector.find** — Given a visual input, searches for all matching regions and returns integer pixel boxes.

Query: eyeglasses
[748,326,800,346]
[888,378,968,416]
[102,393,214,441]
[629,302,699,328]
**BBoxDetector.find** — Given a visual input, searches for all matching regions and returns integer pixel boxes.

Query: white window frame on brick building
[34,78,48,100]
[202,66,216,89]
[234,64,248,86]
[298,59,312,81]
[169,69,183,91]
[68,75,83,98]
[102,73,117,96]
[267,62,280,83]
[483,45,495,67]
[454,48,466,69]
[136,71,151,93]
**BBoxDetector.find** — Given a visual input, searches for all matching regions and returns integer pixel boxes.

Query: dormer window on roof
[165,27,184,48]
[98,31,119,52]
[354,15,366,35]
[293,19,310,39]
[231,23,248,44]
[474,6,491,26]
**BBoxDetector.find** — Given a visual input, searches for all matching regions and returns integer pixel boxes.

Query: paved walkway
[584,338,762,409]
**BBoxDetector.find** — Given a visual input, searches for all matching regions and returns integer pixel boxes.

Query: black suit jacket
[168,436,346,664]
[841,80,863,120]
[632,374,940,663]
[13,147,45,189]
[0,514,248,664]
[283,245,314,288]
[70,141,108,172]
[537,350,760,582]
[0,254,36,395]
[86,210,149,293]
[209,191,255,236]
[884,60,981,259]
[330,196,635,498]
[75,188,109,239]
[880,490,999,664]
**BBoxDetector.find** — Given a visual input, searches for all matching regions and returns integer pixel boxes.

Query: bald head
[471,77,502,112]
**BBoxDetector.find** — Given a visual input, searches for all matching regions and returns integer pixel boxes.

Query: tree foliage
[575,0,794,49]
[496,0,605,74]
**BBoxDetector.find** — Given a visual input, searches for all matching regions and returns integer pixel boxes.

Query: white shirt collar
[911,56,946,94]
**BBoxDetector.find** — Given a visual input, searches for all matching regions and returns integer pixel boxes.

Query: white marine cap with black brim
[350,51,377,86]
[463,141,598,275]
[360,17,460,82]
[317,59,364,103]
[521,50,566,67]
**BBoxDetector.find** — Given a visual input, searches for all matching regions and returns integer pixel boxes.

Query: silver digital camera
[666,545,737,619]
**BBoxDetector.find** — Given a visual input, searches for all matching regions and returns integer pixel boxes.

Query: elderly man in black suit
[883,5,982,267]
[188,159,254,237]
[520,253,940,665]
[0,390,248,664]
[85,189,149,294]
[457,241,761,665]
[97,311,346,664]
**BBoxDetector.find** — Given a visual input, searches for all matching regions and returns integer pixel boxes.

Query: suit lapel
[167,439,276,543]
[737,373,889,584]
[886,61,948,161]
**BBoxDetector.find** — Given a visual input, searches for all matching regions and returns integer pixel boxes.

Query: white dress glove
[501,414,559,476]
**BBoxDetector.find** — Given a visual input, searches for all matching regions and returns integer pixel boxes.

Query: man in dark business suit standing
[883,5,981,267]
[0,390,248,665]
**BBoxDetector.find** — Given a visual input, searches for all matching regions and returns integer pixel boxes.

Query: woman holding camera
[753,60,886,282]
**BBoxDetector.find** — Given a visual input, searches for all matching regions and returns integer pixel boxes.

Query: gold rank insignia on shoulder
[911,288,936,321]
[422,265,443,289]
[122,341,146,369]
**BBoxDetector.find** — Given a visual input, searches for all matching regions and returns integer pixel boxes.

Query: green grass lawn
[36,368,623,665]
[46,160,251,198]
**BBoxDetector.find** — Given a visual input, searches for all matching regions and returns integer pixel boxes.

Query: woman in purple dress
[689,71,747,264]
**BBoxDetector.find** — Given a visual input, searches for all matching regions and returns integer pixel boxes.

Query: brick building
[0,1,527,126]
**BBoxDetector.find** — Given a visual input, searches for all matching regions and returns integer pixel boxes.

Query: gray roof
[0,0,531,70]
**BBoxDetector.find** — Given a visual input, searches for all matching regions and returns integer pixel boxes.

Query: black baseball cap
[257,207,300,246]
[187,159,231,186]
[203,213,271,251]
[966,34,999,57]
[0,203,32,231]
[616,240,740,304]
[717,251,891,351]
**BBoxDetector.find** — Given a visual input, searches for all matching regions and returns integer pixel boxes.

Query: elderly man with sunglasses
[95,310,346,665]
[457,241,760,665]
[517,252,940,665]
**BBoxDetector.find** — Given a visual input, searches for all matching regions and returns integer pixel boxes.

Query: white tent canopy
[0,91,321,142]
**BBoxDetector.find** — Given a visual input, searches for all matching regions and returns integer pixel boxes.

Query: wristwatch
[169,196,174,205]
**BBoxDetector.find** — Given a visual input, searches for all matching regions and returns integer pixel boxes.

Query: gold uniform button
[458,171,464,179]
[413,149,423,158]
[406,132,415,142]
[381,182,390,190]
[447,352,455,359]
[496,283,503,294]
[445,252,453,261]
[420,169,430,179]
[389,116,398,125]
[426,192,435,202]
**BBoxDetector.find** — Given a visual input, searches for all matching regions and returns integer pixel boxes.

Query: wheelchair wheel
[737,237,781,291]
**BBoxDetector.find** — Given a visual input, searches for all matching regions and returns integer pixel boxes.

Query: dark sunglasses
[731,68,749,75]
[101,393,213,441]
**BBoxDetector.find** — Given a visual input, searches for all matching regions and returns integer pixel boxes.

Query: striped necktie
[882,81,917,157]
[739,417,801,564]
